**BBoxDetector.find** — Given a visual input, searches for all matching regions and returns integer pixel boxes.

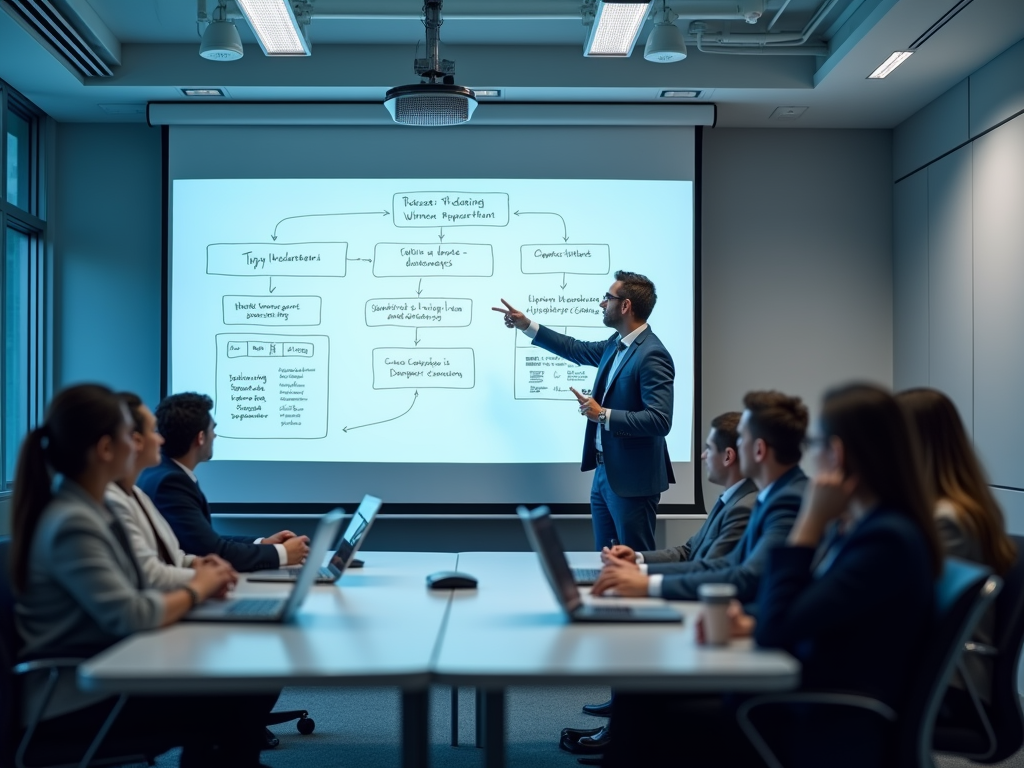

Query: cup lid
[698,583,738,599]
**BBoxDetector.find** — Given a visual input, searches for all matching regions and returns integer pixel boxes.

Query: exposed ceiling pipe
[695,28,828,54]
[689,0,839,52]
[766,0,793,31]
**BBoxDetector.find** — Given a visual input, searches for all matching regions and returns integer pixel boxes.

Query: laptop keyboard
[587,604,634,616]
[573,567,602,582]
[226,599,283,616]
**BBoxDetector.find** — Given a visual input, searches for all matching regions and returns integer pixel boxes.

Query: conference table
[79,550,800,768]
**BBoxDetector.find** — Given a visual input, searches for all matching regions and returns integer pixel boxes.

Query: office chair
[933,535,1024,762]
[0,536,157,768]
[736,558,1001,768]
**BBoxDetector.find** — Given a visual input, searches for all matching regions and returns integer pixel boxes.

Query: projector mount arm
[414,0,457,84]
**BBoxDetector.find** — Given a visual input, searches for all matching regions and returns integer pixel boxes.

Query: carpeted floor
[133,686,1024,767]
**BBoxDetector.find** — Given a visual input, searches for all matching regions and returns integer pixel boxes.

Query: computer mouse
[426,571,478,589]
[348,558,364,569]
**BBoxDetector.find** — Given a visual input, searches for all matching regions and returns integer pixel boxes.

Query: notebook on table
[516,505,682,624]
[248,495,382,584]
[183,508,344,623]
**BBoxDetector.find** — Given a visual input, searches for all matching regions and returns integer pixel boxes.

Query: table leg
[402,689,429,768]
[479,689,506,768]
[475,687,483,748]
[450,686,459,746]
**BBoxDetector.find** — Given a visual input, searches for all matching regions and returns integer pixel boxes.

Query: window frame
[1,81,48,493]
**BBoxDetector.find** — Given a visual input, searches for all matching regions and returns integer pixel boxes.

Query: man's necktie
[707,495,725,518]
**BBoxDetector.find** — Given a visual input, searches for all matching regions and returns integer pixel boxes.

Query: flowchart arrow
[415,278,424,296]
[414,328,421,346]
[560,273,568,289]
[347,257,372,263]
[271,210,390,240]
[343,391,419,433]
[438,227,445,242]
[269,277,276,293]
[514,210,569,242]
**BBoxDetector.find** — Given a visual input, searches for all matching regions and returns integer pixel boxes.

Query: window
[1,83,47,491]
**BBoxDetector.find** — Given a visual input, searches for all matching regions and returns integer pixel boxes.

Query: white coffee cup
[698,583,738,646]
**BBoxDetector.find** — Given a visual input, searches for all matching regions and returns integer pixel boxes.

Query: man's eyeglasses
[602,293,625,303]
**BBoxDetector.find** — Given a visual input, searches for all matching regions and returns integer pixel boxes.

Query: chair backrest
[896,558,1000,768]
[0,536,19,767]
[983,535,1024,762]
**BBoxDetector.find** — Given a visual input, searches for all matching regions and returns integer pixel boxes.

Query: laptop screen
[330,495,382,569]
[517,506,582,614]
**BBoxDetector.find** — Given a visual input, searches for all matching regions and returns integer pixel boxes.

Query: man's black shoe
[560,724,611,755]
[560,726,602,752]
[582,699,613,718]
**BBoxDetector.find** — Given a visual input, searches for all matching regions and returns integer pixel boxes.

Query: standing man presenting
[493,271,674,550]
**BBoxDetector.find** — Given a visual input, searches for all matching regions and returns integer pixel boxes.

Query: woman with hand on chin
[605,384,942,768]
[106,392,237,591]
[13,384,277,767]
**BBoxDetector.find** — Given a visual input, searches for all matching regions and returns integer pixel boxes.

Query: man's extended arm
[149,473,280,572]
[532,325,610,368]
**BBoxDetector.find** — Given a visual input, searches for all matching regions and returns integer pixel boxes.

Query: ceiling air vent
[3,0,113,77]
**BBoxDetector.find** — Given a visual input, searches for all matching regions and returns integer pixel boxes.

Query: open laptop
[248,495,382,584]
[183,508,344,623]
[571,565,602,585]
[517,505,682,624]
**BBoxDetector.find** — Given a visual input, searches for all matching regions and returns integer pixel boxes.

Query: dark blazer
[754,507,934,767]
[651,466,807,602]
[640,478,757,564]
[137,456,280,572]
[532,324,675,498]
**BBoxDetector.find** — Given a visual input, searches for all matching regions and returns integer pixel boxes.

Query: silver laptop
[517,505,682,624]
[183,509,344,622]
[248,495,382,584]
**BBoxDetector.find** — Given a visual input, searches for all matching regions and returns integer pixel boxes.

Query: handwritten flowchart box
[372,243,493,277]
[207,242,348,277]
[513,326,609,401]
[216,334,329,439]
[520,244,611,275]
[223,296,322,326]
[372,347,475,390]
[365,298,472,328]
[393,192,509,228]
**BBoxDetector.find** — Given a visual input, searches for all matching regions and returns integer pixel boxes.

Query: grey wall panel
[54,124,163,405]
[894,79,969,181]
[992,487,1024,537]
[927,144,974,434]
[893,169,930,391]
[973,114,1024,489]
[970,38,1024,139]
[702,128,893,506]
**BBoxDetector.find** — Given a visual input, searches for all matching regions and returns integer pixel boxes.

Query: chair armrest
[736,693,897,768]
[963,641,998,656]
[12,657,86,675]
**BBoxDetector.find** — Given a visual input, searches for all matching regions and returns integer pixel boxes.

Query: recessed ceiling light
[660,90,700,98]
[868,51,913,79]
[770,106,808,119]
[181,88,226,97]
[474,90,502,98]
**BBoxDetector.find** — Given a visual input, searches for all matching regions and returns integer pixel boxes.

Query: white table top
[79,550,799,696]
[79,552,457,694]
[432,552,800,692]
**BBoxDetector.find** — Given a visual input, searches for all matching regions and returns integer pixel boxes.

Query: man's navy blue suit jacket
[532,324,675,498]
[138,455,280,572]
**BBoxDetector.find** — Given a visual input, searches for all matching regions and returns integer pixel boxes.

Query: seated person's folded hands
[591,557,649,597]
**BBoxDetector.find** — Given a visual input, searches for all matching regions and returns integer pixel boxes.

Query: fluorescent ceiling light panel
[585,1,653,57]
[660,90,700,98]
[867,51,913,79]
[236,0,310,56]
[181,88,225,97]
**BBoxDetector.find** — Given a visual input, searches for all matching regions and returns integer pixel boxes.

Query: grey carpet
[130,685,1024,767]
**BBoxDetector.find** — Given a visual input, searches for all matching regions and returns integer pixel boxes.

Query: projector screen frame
[157,122,707,517]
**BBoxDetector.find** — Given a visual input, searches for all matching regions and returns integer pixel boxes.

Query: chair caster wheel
[262,727,280,749]
[297,716,315,735]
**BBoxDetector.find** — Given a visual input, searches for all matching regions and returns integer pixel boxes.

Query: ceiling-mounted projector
[384,0,477,126]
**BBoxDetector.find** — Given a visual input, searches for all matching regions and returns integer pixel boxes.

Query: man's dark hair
[742,391,808,466]
[156,392,214,459]
[614,270,656,321]
[709,411,741,453]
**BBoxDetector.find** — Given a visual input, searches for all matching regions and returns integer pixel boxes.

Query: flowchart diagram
[170,178,694,465]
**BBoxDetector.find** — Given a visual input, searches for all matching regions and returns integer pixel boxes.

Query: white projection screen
[167,124,697,508]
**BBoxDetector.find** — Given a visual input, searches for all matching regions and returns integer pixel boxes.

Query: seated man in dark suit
[564,392,808,759]
[602,411,757,569]
[138,393,309,572]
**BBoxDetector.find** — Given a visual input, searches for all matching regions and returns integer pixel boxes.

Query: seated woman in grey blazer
[12,383,276,767]
[898,387,1017,715]
[105,392,234,590]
